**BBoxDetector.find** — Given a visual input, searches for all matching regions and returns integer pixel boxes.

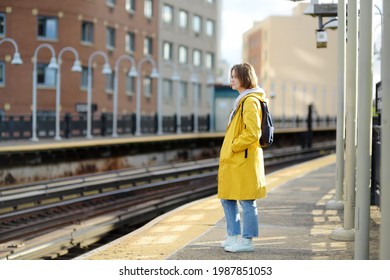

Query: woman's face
[230,69,245,93]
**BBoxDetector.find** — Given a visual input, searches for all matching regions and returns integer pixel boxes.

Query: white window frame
[206,52,214,69]
[81,66,89,90]
[37,16,58,40]
[143,77,152,98]
[37,63,56,87]
[178,10,188,29]
[0,13,6,36]
[163,79,173,105]
[105,71,115,93]
[125,31,135,53]
[126,76,135,96]
[126,0,136,13]
[144,36,153,55]
[206,19,215,37]
[144,0,153,19]
[178,45,188,64]
[162,4,174,25]
[106,0,116,8]
[106,26,116,50]
[81,21,94,44]
[193,15,202,34]
[0,62,5,86]
[163,41,173,61]
[180,81,188,106]
[193,49,202,67]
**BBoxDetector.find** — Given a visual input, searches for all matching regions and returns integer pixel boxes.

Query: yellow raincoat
[217,92,267,200]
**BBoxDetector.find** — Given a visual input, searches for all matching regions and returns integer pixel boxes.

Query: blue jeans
[220,199,259,238]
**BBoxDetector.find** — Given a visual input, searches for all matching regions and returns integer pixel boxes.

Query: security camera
[316,29,327,48]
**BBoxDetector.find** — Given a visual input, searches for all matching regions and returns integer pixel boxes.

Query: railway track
[0,144,335,260]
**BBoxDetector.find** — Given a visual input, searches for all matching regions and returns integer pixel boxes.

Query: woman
[218,62,268,252]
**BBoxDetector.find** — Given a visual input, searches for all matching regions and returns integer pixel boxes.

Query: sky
[220,0,383,82]
[220,0,303,67]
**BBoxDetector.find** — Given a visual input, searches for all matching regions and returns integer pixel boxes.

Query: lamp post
[0,37,23,64]
[86,51,112,138]
[178,65,198,134]
[207,72,215,132]
[135,55,159,136]
[31,43,58,141]
[112,54,137,137]
[55,47,82,140]
[162,61,180,135]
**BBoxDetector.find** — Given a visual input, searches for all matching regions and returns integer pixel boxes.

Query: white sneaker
[221,235,238,248]
[224,238,254,252]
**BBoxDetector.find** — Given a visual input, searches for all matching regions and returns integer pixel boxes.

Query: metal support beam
[380,0,390,260]
[355,0,373,260]
[326,0,345,211]
[331,0,358,241]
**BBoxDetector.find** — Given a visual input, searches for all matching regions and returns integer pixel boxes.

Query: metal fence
[0,113,336,141]
[0,113,212,140]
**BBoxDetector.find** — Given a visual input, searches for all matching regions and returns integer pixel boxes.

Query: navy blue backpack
[241,98,274,148]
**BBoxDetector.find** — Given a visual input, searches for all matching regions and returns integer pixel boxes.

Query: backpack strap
[240,96,263,119]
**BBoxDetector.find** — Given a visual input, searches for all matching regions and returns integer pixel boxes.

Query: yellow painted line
[80,196,223,260]
[80,154,336,260]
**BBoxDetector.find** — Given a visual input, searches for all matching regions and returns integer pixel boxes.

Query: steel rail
[0,145,335,260]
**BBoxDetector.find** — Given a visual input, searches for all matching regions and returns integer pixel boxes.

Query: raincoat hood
[228,86,268,125]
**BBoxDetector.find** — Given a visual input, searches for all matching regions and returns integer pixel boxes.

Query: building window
[126,32,135,53]
[206,19,215,37]
[180,81,188,106]
[81,21,94,44]
[163,4,174,25]
[106,0,116,7]
[81,66,89,89]
[206,52,214,69]
[126,76,135,96]
[163,41,173,61]
[193,49,202,67]
[144,0,153,19]
[106,26,116,50]
[163,79,173,105]
[144,36,153,55]
[0,62,4,86]
[143,77,152,98]
[193,15,202,35]
[0,13,5,36]
[37,16,58,40]
[105,71,114,92]
[195,83,202,104]
[37,63,56,87]
[126,0,136,13]
[178,46,188,64]
[178,10,188,29]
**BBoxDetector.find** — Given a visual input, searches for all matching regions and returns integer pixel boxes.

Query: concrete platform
[78,154,381,260]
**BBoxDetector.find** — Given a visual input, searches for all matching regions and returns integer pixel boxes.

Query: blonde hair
[231,62,258,89]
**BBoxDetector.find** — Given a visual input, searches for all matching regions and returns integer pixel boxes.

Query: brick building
[0,0,220,134]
